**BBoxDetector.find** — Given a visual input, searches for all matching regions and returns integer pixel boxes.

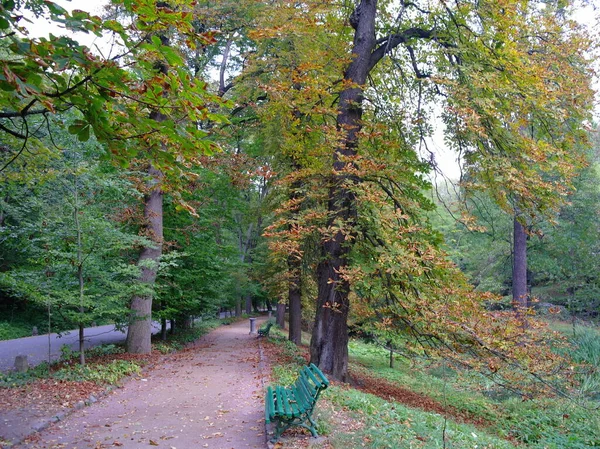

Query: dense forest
[0,0,598,408]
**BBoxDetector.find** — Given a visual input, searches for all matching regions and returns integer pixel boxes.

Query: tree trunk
[288,258,302,345]
[288,164,303,345]
[512,216,528,315]
[245,294,252,315]
[276,301,286,329]
[309,0,377,382]
[74,179,85,366]
[161,318,167,341]
[235,297,242,317]
[126,14,168,354]
[126,166,163,353]
[178,315,192,329]
[79,323,85,366]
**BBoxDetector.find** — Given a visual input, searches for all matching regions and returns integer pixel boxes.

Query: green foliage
[59,343,125,363]
[0,362,53,387]
[0,0,224,192]
[53,360,141,385]
[0,320,34,340]
[433,140,600,316]
[0,120,143,333]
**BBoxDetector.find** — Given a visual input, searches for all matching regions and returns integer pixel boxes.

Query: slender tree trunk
[178,315,192,329]
[287,167,303,345]
[235,297,242,317]
[512,216,528,315]
[288,259,302,344]
[310,0,377,382]
[276,301,286,328]
[74,178,85,366]
[161,317,167,341]
[245,294,252,314]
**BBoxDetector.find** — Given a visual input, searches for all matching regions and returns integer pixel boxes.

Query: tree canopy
[0,0,596,393]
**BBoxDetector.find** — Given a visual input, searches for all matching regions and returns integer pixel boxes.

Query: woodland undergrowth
[263,323,600,449]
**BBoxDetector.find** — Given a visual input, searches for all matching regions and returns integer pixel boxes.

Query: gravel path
[13,319,268,449]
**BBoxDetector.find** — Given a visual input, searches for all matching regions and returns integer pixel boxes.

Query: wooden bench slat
[265,386,275,423]
[298,375,315,401]
[300,373,317,397]
[292,381,310,410]
[282,387,293,418]
[309,363,330,387]
[303,365,322,388]
[294,385,310,412]
[288,389,301,417]
[276,385,285,417]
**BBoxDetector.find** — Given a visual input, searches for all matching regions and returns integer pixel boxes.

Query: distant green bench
[265,363,329,442]
[257,321,273,337]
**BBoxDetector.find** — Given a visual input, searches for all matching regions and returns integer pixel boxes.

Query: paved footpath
[14,319,268,449]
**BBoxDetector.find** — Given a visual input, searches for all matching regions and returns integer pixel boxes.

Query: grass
[326,386,516,449]
[264,324,600,449]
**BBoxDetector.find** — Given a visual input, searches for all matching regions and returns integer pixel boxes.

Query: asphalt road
[0,322,165,372]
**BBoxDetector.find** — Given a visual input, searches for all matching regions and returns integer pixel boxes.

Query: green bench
[265,363,329,442]
[257,321,273,337]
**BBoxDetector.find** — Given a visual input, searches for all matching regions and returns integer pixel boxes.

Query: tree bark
[309,0,377,382]
[512,216,528,315]
[288,262,302,344]
[235,297,242,317]
[245,294,252,315]
[127,169,163,353]
[126,10,168,354]
[161,317,167,341]
[288,172,303,345]
[276,301,286,328]
[74,177,86,365]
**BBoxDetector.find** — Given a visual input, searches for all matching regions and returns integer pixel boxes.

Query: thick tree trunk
[126,167,163,353]
[127,16,168,354]
[512,216,528,314]
[309,0,377,382]
[288,262,302,344]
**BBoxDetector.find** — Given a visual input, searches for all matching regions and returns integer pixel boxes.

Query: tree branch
[369,27,434,71]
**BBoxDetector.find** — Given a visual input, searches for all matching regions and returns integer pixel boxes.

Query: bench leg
[269,415,319,443]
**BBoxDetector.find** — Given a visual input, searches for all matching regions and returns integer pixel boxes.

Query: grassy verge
[263,324,600,449]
